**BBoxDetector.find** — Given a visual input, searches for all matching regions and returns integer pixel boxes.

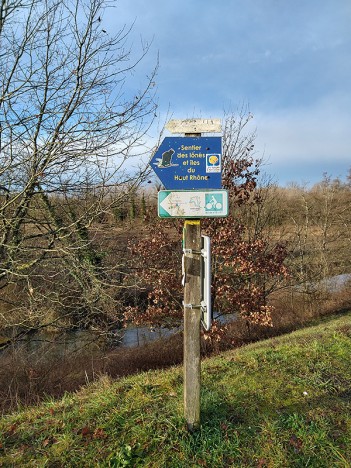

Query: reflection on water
[0,315,237,359]
[1,272,349,357]
[318,273,351,293]
[0,324,182,358]
[121,325,180,347]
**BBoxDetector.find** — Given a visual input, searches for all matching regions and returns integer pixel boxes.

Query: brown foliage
[123,151,289,329]
[203,215,288,326]
[125,221,184,325]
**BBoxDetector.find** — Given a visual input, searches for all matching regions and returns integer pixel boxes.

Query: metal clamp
[183,248,201,255]
[183,302,202,309]
[201,250,208,258]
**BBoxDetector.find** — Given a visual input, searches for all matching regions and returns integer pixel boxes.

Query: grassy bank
[1,313,351,467]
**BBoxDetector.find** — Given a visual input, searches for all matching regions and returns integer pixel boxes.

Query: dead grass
[0,283,350,414]
[0,331,184,414]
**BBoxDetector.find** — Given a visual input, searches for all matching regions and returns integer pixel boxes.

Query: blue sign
[149,137,222,190]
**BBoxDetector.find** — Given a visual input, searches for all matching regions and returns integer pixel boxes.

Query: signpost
[149,118,226,431]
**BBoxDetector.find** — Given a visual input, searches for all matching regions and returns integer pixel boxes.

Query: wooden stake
[183,219,201,431]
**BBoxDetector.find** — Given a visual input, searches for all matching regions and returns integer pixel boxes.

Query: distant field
[1,311,351,467]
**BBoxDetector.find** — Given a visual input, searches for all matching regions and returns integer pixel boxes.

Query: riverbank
[1,312,351,466]
[1,278,350,414]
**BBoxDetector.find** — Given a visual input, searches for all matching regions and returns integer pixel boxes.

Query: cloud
[254,94,351,184]
[104,0,351,185]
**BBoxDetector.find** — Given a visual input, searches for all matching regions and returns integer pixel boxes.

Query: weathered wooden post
[183,219,202,430]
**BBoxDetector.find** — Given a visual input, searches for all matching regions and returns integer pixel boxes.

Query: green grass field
[1,312,351,467]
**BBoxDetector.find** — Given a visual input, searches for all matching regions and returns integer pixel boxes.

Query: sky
[105,0,351,186]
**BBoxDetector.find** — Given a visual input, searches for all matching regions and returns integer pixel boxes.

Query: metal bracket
[201,248,208,258]
[183,302,201,309]
[181,254,186,287]
[183,248,201,255]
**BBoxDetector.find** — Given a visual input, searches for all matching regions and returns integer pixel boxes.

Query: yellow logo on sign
[208,155,219,165]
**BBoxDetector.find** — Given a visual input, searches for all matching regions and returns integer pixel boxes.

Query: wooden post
[183,219,201,431]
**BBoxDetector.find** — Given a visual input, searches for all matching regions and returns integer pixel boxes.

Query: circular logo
[208,155,218,165]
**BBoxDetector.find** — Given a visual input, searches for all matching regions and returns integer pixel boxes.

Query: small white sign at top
[166,118,222,134]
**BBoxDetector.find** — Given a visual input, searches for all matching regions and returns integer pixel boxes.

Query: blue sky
[106,0,350,186]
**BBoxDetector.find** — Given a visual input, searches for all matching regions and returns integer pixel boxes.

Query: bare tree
[290,176,351,285]
[0,0,157,331]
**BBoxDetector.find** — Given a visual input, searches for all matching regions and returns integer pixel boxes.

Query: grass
[1,283,351,417]
[1,313,351,467]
